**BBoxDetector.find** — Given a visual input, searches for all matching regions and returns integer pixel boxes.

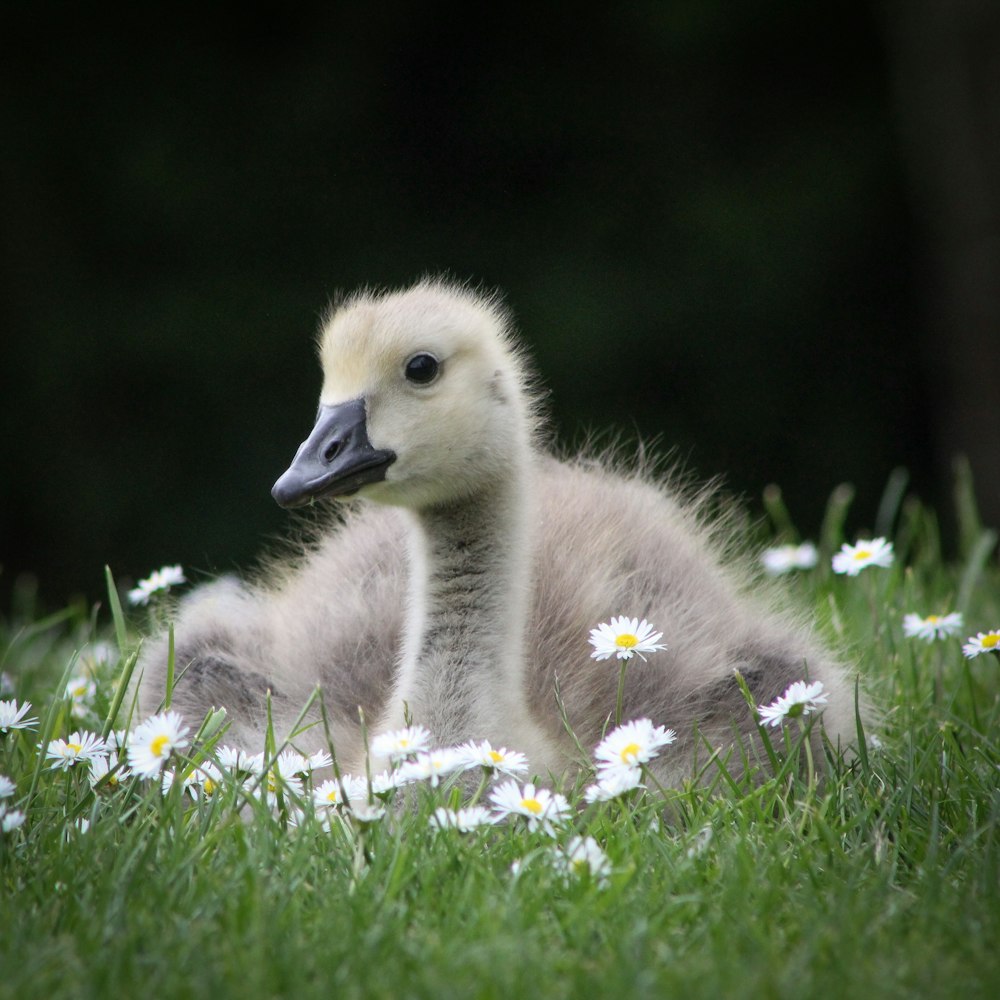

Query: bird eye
[404,353,440,385]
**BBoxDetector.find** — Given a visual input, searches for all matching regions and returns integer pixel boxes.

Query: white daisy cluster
[0,773,26,834]
[832,538,894,576]
[127,564,187,606]
[757,680,829,728]
[761,542,819,576]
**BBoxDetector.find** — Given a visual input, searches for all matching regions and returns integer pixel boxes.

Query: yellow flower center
[72,685,88,697]
[267,771,279,793]
[488,750,504,763]
[202,778,216,796]
[927,615,940,624]
[325,789,339,802]
[853,549,871,561]
[520,797,543,815]
[67,742,82,754]
[619,742,642,764]
[616,633,639,649]
[983,634,1000,649]
[150,734,171,759]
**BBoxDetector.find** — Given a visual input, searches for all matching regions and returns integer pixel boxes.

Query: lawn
[2,472,998,1000]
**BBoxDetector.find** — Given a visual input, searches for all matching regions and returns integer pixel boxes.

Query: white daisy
[553,835,612,885]
[589,616,666,662]
[0,699,38,733]
[216,744,253,773]
[346,798,386,824]
[0,775,15,798]
[45,731,108,770]
[593,718,676,776]
[127,711,190,778]
[189,762,224,798]
[104,729,129,752]
[583,767,643,803]
[1,809,26,833]
[274,749,312,777]
[758,680,829,727]
[312,775,367,809]
[396,748,465,787]
[247,751,306,807]
[962,630,1000,659]
[761,542,819,575]
[489,780,571,836]
[370,725,433,760]
[88,753,130,788]
[456,739,529,777]
[65,676,97,718]
[127,564,187,606]
[430,805,495,832]
[832,538,894,576]
[370,769,407,795]
[902,612,964,642]
[307,749,333,771]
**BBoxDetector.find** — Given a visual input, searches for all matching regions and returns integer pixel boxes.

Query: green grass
[2,476,999,1000]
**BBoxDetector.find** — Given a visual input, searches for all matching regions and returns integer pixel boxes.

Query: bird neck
[386,464,544,756]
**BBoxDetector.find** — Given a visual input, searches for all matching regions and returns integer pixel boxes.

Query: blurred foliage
[0,2,970,606]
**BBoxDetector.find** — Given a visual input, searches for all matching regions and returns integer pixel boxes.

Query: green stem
[614,658,629,728]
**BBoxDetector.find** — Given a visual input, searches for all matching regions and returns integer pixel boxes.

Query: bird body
[134,279,861,781]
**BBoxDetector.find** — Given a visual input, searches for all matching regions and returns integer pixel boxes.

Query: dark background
[2,2,998,609]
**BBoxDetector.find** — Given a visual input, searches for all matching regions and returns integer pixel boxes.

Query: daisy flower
[0,775,15,799]
[589,616,666,661]
[456,739,529,777]
[189,762,224,798]
[593,718,676,776]
[1,808,26,833]
[430,806,495,832]
[127,564,186,606]
[489,780,570,836]
[45,731,108,770]
[902,612,964,642]
[370,769,407,795]
[553,835,612,885]
[761,542,819,575]
[216,744,253,774]
[65,676,97,718]
[396,748,465,787]
[0,699,38,733]
[307,748,333,771]
[832,537,894,576]
[371,725,433,761]
[127,711,190,778]
[346,799,386,824]
[105,729,129,753]
[313,775,367,809]
[246,751,306,807]
[162,762,222,798]
[88,753,130,789]
[757,680,829,728]
[583,767,643,803]
[963,630,1000,659]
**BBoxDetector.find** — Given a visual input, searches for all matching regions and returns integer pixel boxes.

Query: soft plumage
[134,279,862,782]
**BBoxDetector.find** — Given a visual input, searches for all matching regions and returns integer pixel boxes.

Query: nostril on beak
[323,438,343,465]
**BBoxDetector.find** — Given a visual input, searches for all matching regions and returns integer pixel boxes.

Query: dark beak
[271,398,396,508]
